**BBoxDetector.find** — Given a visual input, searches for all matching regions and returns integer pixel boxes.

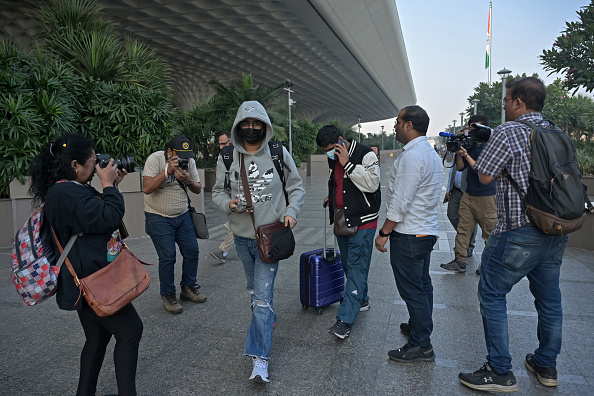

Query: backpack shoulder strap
[221,145,234,171]
[268,140,290,206]
[220,145,235,193]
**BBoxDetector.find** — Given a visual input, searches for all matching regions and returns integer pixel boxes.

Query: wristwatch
[378,229,390,237]
[184,181,193,187]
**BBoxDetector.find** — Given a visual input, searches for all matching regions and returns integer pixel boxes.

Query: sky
[360,0,592,137]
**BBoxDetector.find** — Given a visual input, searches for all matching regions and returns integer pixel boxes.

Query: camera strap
[178,180,194,212]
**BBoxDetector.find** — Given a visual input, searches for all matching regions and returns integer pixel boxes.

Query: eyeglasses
[502,97,513,106]
[239,120,264,129]
[219,140,231,147]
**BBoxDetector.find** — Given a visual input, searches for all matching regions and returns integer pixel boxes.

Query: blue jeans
[479,224,568,373]
[336,228,375,325]
[389,232,437,347]
[234,236,278,360]
[145,211,199,296]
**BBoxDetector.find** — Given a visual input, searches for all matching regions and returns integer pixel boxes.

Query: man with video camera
[143,135,207,314]
[441,115,496,275]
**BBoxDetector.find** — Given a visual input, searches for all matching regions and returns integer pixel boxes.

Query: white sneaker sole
[250,374,269,383]
[210,252,226,263]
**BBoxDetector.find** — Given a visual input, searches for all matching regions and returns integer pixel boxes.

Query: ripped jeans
[234,236,278,360]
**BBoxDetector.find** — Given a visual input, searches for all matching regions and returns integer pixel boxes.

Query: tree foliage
[540,1,594,93]
[0,0,177,197]
[0,42,80,196]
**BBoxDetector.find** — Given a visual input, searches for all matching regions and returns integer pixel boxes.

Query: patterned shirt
[143,150,200,217]
[475,112,549,234]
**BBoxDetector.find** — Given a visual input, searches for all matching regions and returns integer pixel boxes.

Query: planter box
[1,170,206,247]
[203,169,216,193]
[297,165,307,182]
[308,154,328,177]
[582,176,594,195]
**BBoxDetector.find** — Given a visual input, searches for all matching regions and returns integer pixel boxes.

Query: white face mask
[326,149,336,160]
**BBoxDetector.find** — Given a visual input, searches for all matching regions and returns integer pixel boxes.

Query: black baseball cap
[168,135,194,158]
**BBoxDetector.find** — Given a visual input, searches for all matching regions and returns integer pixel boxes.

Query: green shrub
[81,78,177,165]
[0,42,80,197]
[575,140,594,176]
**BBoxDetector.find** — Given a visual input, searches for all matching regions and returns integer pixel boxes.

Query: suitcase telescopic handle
[323,205,337,259]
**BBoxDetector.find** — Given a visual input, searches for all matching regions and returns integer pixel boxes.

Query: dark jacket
[462,143,496,196]
[328,140,381,227]
[44,181,125,310]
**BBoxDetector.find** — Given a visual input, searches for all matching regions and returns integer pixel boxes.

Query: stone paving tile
[1,165,593,395]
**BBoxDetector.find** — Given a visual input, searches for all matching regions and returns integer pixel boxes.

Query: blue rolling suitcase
[300,207,345,315]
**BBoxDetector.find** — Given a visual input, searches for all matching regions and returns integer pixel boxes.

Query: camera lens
[95,154,135,172]
[119,156,135,173]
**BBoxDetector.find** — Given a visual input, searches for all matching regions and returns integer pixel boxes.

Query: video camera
[439,132,473,153]
[439,123,492,153]
[96,154,135,173]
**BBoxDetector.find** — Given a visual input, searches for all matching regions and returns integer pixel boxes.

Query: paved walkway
[1,163,593,395]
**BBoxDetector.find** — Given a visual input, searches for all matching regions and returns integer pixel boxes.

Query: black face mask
[240,128,264,144]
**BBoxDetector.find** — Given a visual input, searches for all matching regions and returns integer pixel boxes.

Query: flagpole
[487,2,492,85]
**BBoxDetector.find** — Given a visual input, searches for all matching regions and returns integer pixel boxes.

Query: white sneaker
[249,357,270,383]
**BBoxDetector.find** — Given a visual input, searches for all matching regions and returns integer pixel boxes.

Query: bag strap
[239,152,258,235]
[268,141,290,206]
[177,179,194,211]
[51,228,82,285]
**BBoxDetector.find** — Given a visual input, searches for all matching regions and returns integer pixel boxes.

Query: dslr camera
[178,158,189,171]
[96,154,135,173]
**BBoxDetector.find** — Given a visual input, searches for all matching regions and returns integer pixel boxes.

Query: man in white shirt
[375,105,443,362]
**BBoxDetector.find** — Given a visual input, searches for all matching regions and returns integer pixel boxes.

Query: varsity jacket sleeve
[343,151,380,193]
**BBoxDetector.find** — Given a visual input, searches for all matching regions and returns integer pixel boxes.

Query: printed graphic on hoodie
[237,161,274,204]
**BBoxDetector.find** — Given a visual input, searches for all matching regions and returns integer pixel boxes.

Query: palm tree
[34,0,170,90]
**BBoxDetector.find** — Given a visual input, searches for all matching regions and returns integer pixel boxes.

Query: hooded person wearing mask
[212,101,305,383]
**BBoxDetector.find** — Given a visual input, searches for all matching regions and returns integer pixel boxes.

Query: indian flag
[485,3,492,69]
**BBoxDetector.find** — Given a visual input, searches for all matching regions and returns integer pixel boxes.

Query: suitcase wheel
[315,308,323,315]
[301,303,308,310]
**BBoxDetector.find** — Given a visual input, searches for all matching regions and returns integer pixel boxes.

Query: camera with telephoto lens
[439,123,492,153]
[178,158,189,171]
[439,132,474,153]
[96,154,135,173]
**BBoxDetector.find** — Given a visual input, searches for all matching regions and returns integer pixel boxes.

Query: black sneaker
[329,320,351,339]
[399,322,411,337]
[459,362,519,393]
[388,342,435,362]
[359,300,370,311]
[525,353,558,387]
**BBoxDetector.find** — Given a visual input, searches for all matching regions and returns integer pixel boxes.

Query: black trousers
[76,301,143,396]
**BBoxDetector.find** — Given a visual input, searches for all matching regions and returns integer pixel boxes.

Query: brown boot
[161,292,183,314]
[180,285,207,303]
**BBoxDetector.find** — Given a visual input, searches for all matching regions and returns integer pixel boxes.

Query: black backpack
[221,140,290,205]
[506,119,593,234]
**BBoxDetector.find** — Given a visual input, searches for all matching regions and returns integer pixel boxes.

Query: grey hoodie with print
[212,101,305,239]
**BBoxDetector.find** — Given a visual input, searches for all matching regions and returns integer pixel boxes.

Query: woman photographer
[29,134,143,396]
